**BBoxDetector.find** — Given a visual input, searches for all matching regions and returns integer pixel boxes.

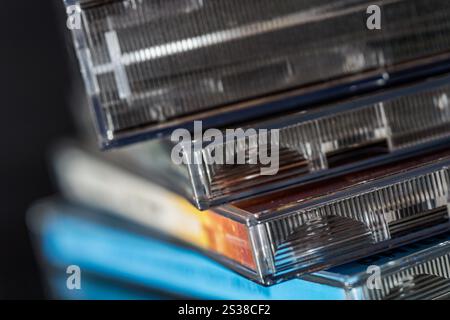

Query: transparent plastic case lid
[183,73,450,209]
[65,0,450,147]
[215,150,450,284]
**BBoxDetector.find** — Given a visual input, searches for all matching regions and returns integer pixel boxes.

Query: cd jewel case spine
[64,0,450,147]
[29,200,450,300]
[184,72,450,209]
[54,145,450,285]
[221,157,450,284]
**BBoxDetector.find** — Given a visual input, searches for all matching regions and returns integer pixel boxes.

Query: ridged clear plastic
[65,0,450,146]
[364,255,450,300]
[216,156,450,284]
[309,233,450,300]
[185,74,450,209]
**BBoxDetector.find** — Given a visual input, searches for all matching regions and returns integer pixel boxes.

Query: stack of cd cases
[29,0,450,299]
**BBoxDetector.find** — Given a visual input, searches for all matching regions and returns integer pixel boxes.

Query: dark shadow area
[0,1,77,299]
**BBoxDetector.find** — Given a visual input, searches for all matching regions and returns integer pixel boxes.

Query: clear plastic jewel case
[181,72,450,209]
[65,0,450,147]
[216,152,450,284]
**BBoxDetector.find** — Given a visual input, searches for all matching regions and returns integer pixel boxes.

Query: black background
[0,1,78,299]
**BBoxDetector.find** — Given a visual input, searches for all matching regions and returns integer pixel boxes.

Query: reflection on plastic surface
[66,0,450,145]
